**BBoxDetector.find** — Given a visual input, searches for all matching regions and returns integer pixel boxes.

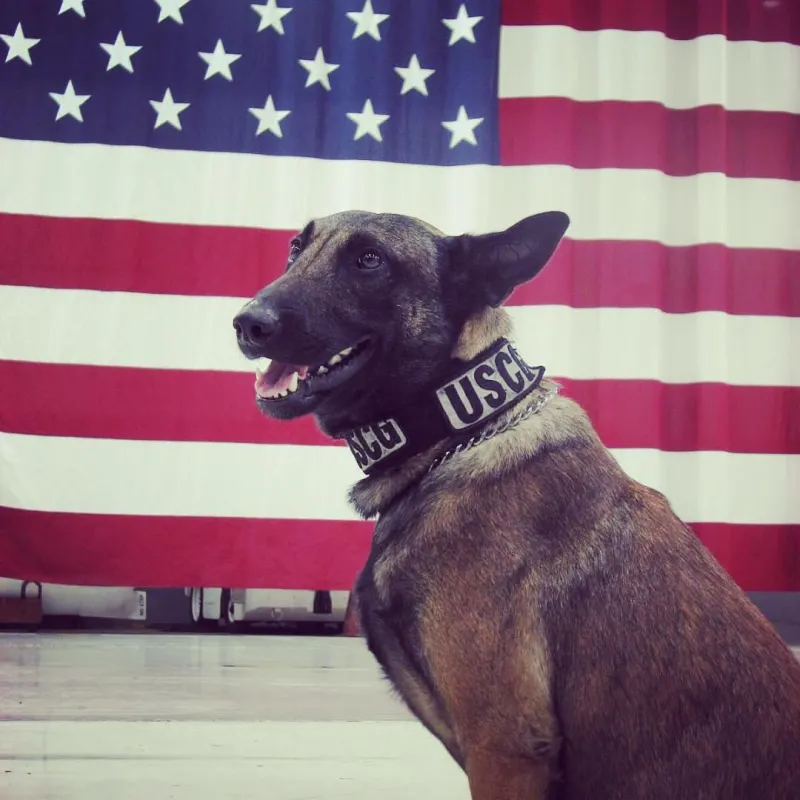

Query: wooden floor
[2,633,799,799]
[0,632,468,799]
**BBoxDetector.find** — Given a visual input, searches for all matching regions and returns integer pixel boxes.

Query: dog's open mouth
[253,340,370,402]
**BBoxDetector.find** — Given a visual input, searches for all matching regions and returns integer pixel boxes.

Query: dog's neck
[338,336,545,472]
[344,307,555,518]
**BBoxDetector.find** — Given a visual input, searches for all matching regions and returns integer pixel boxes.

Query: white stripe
[499,26,800,113]
[1,138,797,249]
[1,285,797,387]
[0,433,797,525]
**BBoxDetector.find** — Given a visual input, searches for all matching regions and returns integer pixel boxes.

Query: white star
[346,98,389,142]
[99,31,142,73]
[442,4,483,45]
[150,88,190,130]
[346,0,389,41]
[248,95,291,137]
[154,0,190,24]
[394,54,435,96]
[1,23,40,66]
[58,0,86,18]
[251,0,292,34]
[442,105,483,148]
[198,39,242,81]
[298,47,340,91]
[49,80,90,122]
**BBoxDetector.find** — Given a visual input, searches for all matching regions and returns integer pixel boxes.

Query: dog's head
[233,209,569,436]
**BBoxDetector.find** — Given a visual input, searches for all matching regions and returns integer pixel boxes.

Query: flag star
[442,4,483,45]
[346,0,389,41]
[49,80,90,122]
[346,98,389,142]
[251,0,292,34]
[58,0,86,17]
[150,88,190,130]
[298,47,340,91]
[154,0,190,24]
[100,31,142,73]
[394,54,435,96]
[248,95,291,137]
[1,23,40,66]
[198,39,242,81]
[442,105,483,148]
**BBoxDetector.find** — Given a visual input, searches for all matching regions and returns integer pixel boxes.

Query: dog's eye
[357,250,383,270]
[288,239,301,262]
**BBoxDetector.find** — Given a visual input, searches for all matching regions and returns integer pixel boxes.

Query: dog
[233,209,800,799]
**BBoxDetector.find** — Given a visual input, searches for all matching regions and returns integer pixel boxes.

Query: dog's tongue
[255,361,309,399]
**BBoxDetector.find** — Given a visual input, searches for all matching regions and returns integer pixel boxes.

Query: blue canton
[0,0,501,166]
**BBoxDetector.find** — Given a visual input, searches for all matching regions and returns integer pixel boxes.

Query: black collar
[339,338,545,476]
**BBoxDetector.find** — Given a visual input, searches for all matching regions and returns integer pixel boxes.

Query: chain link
[427,384,559,474]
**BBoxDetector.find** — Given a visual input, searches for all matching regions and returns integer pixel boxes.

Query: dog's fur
[234,210,800,799]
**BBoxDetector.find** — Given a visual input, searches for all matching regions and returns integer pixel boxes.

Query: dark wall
[749,593,800,646]
[139,589,800,646]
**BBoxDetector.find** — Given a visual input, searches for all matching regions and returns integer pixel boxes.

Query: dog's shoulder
[353,390,609,760]
[354,387,620,596]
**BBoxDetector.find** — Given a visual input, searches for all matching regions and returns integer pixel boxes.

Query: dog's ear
[445,211,570,309]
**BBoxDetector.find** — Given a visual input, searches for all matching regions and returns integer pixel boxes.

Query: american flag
[0,0,797,593]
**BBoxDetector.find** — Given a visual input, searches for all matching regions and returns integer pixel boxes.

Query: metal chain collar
[427,384,560,474]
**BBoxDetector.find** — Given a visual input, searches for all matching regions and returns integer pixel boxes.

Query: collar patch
[340,338,545,475]
[436,341,542,430]
[344,420,407,473]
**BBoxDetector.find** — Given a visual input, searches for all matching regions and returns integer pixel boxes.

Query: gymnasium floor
[0,632,467,799]
[2,634,799,799]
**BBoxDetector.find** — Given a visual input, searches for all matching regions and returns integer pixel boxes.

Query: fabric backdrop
[0,0,797,593]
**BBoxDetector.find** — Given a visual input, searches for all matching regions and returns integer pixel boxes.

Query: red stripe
[692,523,800,592]
[1,361,796,454]
[0,213,286,299]
[0,508,796,591]
[0,508,371,590]
[1,213,797,316]
[499,99,800,180]
[0,362,333,447]
[500,0,800,45]
[558,379,800,455]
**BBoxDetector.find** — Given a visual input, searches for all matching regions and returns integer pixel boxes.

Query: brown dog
[233,210,800,799]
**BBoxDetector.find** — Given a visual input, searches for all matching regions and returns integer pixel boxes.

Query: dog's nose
[233,305,280,350]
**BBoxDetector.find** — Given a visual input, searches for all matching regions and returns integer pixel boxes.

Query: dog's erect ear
[446,211,570,309]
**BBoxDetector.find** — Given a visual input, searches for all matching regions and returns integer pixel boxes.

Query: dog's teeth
[329,354,342,366]
[287,373,299,393]
[317,365,329,375]
[277,390,288,398]
[254,357,270,378]
[340,346,353,357]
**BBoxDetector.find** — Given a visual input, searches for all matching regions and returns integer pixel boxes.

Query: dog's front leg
[465,747,554,800]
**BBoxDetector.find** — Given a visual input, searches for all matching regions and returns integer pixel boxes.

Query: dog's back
[529,416,800,798]
[355,389,800,799]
